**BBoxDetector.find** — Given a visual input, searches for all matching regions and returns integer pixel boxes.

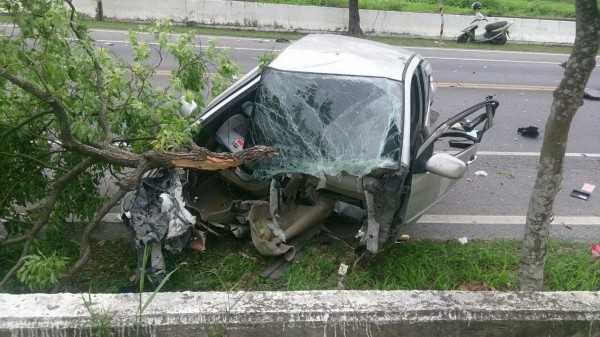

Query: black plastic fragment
[517,126,540,138]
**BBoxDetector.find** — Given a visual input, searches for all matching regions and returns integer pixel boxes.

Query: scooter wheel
[457,33,469,43]
[491,34,507,45]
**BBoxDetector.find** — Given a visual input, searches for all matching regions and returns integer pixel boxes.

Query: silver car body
[191,34,497,257]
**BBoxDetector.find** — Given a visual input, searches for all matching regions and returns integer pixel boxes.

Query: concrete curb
[1,291,600,336]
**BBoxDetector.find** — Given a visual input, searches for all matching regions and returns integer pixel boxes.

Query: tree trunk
[348,0,363,37]
[95,0,104,21]
[519,0,599,291]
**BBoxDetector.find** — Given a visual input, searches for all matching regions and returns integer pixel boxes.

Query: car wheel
[457,33,469,43]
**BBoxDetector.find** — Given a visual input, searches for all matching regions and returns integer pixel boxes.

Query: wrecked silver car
[125,34,498,279]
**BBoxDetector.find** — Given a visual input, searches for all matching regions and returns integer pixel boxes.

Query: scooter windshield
[248,68,404,179]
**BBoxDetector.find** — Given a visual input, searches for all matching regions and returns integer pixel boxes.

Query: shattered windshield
[249,68,404,178]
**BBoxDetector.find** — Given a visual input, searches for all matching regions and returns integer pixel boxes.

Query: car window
[247,68,404,178]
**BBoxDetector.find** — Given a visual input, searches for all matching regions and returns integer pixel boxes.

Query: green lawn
[3,232,598,293]
[238,0,577,19]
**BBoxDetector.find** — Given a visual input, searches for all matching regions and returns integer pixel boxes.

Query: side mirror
[425,153,467,179]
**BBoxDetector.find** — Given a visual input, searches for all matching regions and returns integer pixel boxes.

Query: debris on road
[338,263,349,276]
[474,170,488,177]
[396,234,411,244]
[584,89,600,100]
[561,222,573,230]
[571,183,595,201]
[458,237,468,244]
[592,245,600,257]
[517,126,540,138]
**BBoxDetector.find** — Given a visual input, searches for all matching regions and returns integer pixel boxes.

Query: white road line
[476,151,600,158]
[94,39,281,52]
[427,56,562,65]
[91,28,274,42]
[411,46,574,57]
[417,215,600,225]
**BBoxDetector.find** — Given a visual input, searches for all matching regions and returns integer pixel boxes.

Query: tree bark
[95,0,104,21]
[348,0,363,37]
[519,0,599,291]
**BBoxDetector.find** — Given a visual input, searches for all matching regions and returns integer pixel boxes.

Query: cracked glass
[248,68,404,179]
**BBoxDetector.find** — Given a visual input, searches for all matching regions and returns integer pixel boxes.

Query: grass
[3,232,597,294]
[237,0,578,19]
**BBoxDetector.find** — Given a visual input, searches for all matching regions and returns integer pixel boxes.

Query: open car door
[403,97,499,225]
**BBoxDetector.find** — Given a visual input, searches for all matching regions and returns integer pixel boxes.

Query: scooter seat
[485,21,508,31]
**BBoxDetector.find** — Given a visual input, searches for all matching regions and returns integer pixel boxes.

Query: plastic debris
[571,184,594,201]
[458,237,468,244]
[582,183,596,193]
[592,245,600,257]
[396,234,410,244]
[517,126,540,138]
[338,263,349,276]
[474,171,488,177]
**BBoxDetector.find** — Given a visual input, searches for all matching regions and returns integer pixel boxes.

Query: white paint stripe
[476,151,600,158]
[90,28,275,43]
[427,56,561,66]
[411,46,574,57]
[94,39,280,52]
[417,215,600,226]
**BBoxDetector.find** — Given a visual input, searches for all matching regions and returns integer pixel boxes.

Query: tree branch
[0,157,97,290]
[0,152,69,173]
[0,66,142,168]
[56,160,155,290]
[0,108,54,140]
[0,235,27,247]
[65,0,111,142]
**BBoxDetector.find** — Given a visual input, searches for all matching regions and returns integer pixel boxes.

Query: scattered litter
[355,229,365,239]
[474,171,488,177]
[104,42,114,46]
[582,183,596,193]
[458,237,468,244]
[240,252,257,260]
[571,183,593,201]
[517,126,540,138]
[466,178,472,182]
[561,222,573,230]
[592,245,600,257]
[584,89,600,100]
[396,234,410,244]
[338,263,349,276]
[336,279,346,290]
[458,281,494,291]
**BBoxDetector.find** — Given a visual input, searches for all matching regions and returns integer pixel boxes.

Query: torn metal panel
[123,168,196,283]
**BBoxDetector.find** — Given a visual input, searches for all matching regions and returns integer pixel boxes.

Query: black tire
[457,33,469,43]
[491,33,507,45]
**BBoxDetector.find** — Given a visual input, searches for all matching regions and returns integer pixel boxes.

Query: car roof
[268,34,415,82]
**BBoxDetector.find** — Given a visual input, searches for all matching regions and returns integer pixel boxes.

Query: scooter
[457,3,513,45]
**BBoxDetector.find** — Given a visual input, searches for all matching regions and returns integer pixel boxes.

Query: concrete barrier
[72,0,575,44]
[1,290,600,336]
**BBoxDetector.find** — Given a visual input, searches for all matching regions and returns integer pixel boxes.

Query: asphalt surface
[84,29,600,244]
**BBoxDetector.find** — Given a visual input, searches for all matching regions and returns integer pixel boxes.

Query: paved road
[87,29,600,243]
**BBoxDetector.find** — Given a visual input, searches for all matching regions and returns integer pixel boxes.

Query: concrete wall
[72,0,576,44]
[2,290,600,336]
